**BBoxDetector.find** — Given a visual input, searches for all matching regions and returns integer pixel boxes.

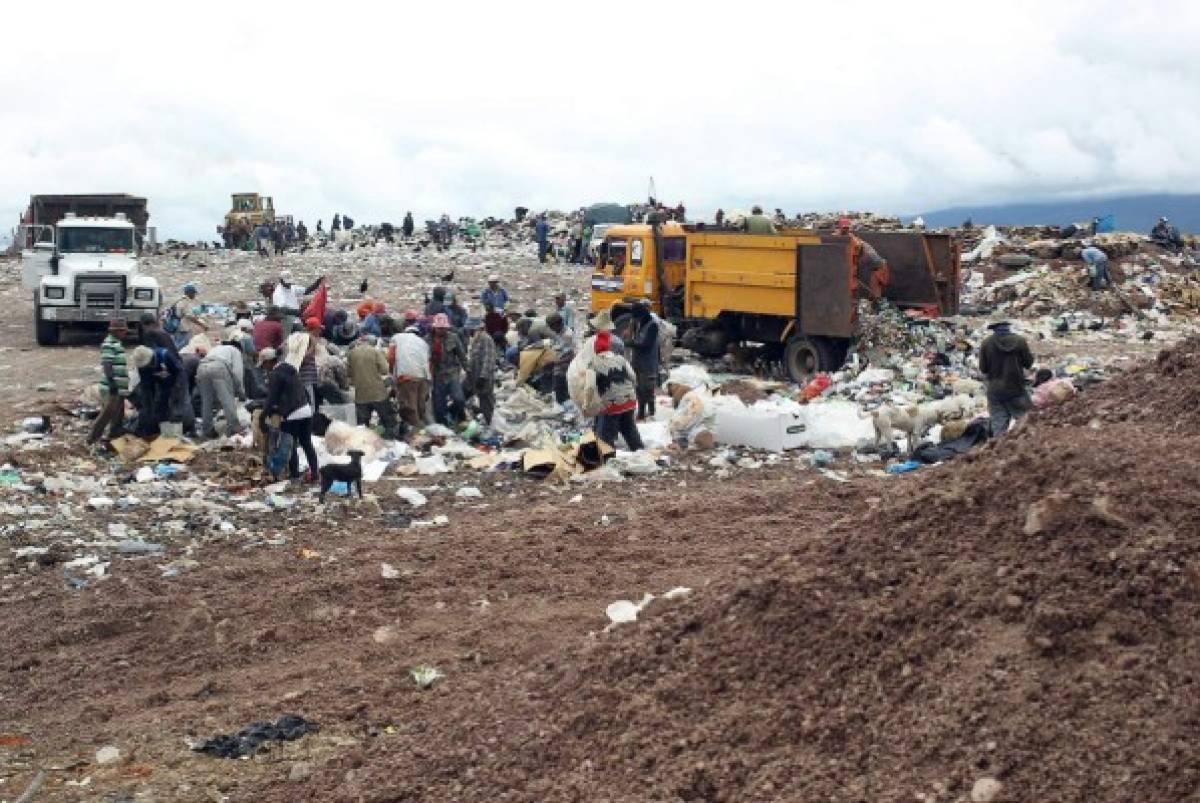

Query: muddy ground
[1,243,1197,802]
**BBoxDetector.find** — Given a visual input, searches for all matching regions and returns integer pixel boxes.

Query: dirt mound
[300,340,1200,801]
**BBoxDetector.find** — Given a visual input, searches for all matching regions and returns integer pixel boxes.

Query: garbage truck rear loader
[589,218,959,382]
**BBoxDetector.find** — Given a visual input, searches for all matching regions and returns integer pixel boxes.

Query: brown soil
[273,339,1200,802]
[0,456,876,801]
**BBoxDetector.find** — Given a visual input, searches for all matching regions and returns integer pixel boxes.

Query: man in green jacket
[744,205,777,234]
[348,336,401,439]
[89,319,131,445]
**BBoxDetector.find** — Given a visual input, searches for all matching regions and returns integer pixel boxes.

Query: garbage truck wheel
[34,299,60,346]
[784,336,835,382]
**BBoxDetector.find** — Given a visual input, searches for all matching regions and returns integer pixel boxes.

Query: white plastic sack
[793,401,875,449]
[396,487,428,506]
[667,364,712,390]
[414,454,452,475]
[636,420,673,450]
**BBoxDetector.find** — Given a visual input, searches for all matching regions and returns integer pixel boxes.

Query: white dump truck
[21,213,161,345]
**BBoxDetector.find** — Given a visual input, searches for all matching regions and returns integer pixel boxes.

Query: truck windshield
[58,227,135,253]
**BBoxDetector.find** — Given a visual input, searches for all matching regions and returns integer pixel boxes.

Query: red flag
[304,279,328,325]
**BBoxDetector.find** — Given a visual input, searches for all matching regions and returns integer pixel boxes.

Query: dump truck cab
[589,219,959,381]
[22,213,160,345]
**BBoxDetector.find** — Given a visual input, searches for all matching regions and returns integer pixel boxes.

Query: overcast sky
[3,0,1197,241]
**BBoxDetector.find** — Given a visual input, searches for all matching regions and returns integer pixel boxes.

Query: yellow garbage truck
[589,217,959,381]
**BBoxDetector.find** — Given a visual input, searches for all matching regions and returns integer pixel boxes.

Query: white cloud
[2,0,1198,239]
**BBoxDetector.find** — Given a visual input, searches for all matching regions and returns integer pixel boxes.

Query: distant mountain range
[913,193,1200,233]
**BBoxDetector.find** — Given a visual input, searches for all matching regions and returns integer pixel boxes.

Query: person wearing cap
[978,321,1034,436]
[481,275,509,312]
[272,270,323,334]
[591,330,644,451]
[171,283,206,350]
[390,321,431,428]
[745,205,777,235]
[88,319,132,445]
[131,343,184,438]
[1079,242,1112,290]
[196,329,248,439]
[465,318,497,425]
[348,335,401,439]
[429,313,468,426]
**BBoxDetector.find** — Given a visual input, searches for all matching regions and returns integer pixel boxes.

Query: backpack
[162,298,184,334]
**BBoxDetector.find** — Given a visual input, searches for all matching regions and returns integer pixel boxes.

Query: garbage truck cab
[22,213,161,345]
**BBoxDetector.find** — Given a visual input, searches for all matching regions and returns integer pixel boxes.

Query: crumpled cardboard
[110,435,198,463]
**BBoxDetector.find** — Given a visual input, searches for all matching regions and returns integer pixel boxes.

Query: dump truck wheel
[784,336,835,382]
[34,298,60,346]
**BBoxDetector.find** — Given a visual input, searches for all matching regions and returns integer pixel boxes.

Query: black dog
[319,450,365,502]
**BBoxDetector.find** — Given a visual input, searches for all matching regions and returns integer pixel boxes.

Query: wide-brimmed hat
[590,309,615,332]
[487,274,500,283]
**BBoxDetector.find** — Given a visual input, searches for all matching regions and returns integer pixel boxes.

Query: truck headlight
[44,287,65,300]
[134,288,155,301]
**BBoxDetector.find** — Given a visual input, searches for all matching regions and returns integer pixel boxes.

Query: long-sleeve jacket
[979,332,1033,399]
[467,331,497,386]
[629,317,660,376]
[430,332,467,380]
[481,287,509,311]
[201,344,246,398]
[347,344,390,404]
[265,362,307,419]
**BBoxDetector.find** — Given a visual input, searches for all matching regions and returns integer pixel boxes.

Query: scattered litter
[95,745,121,766]
[380,563,401,579]
[409,666,444,688]
[454,486,483,499]
[395,487,428,507]
[192,715,320,759]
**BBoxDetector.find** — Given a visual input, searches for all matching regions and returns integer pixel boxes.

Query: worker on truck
[838,220,889,301]
[744,205,777,234]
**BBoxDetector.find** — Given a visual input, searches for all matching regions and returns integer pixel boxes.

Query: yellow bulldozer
[221,193,275,249]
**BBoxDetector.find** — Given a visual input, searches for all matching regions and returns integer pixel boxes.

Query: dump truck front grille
[75,276,127,308]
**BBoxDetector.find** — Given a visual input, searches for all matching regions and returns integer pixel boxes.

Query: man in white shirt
[271,270,323,334]
[390,325,432,428]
